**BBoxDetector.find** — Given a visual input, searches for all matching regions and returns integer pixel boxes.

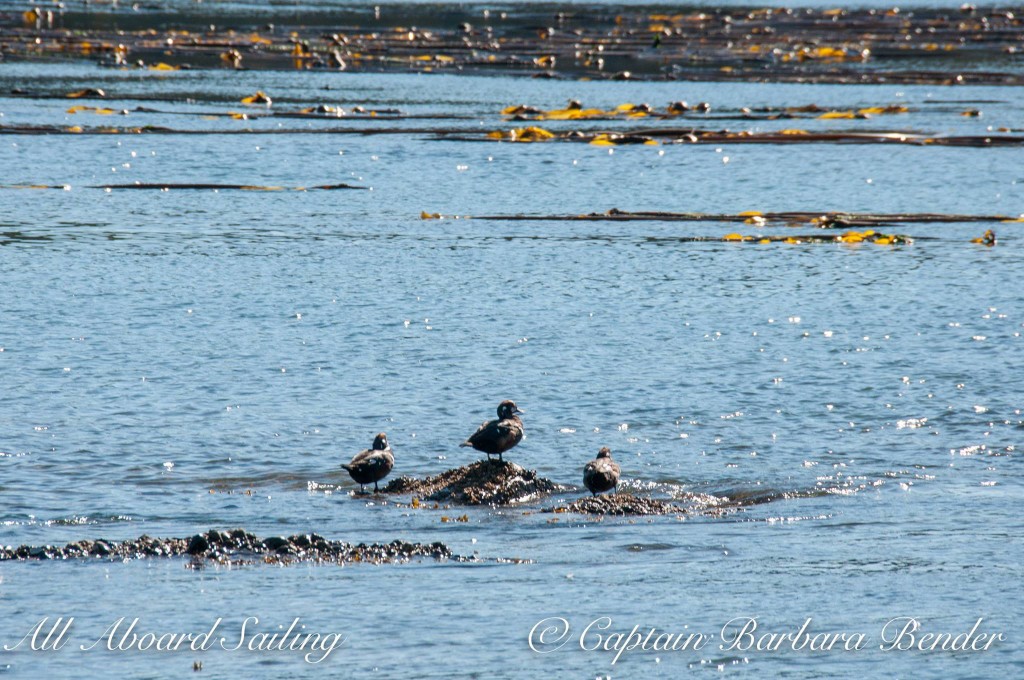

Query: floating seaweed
[1,6,1023,85]
[459,128,1024,147]
[438,209,1024,226]
[1,119,1019,149]
[65,105,123,115]
[241,90,273,105]
[501,102,910,122]
[716,231,913,245]
[486,126,556,142]
[65,88,106,99]
[0,183,367,191]
[971,229,997,245]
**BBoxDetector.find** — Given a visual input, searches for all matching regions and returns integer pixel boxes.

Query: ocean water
[0,48,1022,679]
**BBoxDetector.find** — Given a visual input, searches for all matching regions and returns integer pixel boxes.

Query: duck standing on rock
[342,433,394,493]
[583,447,620,496]
[460,400,524,462]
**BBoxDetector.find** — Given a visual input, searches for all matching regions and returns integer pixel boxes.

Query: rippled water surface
[0,34,1022,680]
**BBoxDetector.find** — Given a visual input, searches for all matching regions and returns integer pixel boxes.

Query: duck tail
[341,464,353,472]
[459,441,471,448]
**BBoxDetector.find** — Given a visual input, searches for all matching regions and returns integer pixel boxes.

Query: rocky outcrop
[0,529,458,565]
[543,493,687,516]
[382,460,558,505]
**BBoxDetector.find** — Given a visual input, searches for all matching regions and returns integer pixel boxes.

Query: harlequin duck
[460,400,524,462]
[342,432,394,493]
[583,447,620,495]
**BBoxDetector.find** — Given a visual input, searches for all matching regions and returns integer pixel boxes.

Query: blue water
[0,57,1022,678]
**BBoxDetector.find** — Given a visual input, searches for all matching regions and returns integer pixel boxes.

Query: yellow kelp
[486,127,556,142]
[241,91,273,105]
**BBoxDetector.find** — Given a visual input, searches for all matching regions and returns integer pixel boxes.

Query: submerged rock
[262,536,291,552]
[382,460,558,505]
[543,493,686,516]
[186,534,209,555]
[0,530,459,565]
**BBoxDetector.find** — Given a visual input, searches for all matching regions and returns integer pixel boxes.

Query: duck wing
[343,448,375,470]
[462,417,522,453]
[343,448,393,473]
[461,418,497,446]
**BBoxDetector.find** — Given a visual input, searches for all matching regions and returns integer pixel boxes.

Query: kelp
[1,6,1023,85]
[5,123,1016,147]
[0,183,366,191]
[240,90,272,105]
[971,229,998,245]
[465,128,1024,147]
[502,101,911,122]
[445,209,1024,226]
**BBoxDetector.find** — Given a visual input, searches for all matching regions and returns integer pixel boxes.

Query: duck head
[597,447,612,459]
[497,400,524,419]
[372,433,389,450]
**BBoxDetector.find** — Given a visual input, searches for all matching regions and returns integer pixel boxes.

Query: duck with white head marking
[342,432,394,493]
[460,400,524,462]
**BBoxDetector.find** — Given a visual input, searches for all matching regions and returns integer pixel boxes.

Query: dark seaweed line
[2,125,1022,149]
[0,125,458,135]
[4,53,1023,86]
[0,183,367,191]
[0,232,964,249]
[448,133,1024,147]
[97,183,366,191]
[465,211,1022,225]
[18,99,983,122]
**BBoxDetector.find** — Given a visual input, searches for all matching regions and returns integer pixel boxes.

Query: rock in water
[186,534,210,555]
[544,493,686,516]
[383,460,556,505]
[0,530,460,564]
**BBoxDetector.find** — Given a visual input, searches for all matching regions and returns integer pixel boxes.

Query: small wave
[678,479,870,514]
[624,543,676,551]
[1,515,134,528]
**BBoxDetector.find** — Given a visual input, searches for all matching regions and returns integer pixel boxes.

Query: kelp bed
[2,4,1022,150]
[1,96,1020,148]
[3,119,1022,149]
[448,210,1024,225]
[2,4,1024,85]
[417,210,1017,244]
